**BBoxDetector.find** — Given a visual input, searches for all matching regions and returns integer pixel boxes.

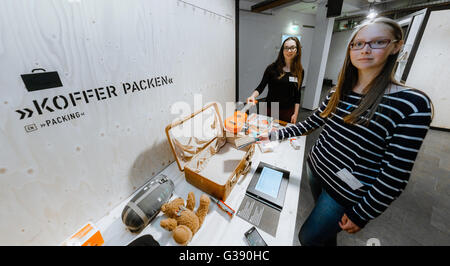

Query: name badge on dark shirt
[336,168,364,190]
[289,76,298,83]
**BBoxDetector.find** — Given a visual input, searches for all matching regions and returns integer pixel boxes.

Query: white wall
[324,30,353,85]
[394,13,425,81]
[0,0,236,245]
[238,1,316,102]
[301,0,334,110]
[406,9,450,129]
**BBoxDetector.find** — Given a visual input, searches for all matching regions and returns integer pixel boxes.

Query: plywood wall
[0,0,235,245]
[406,9,450,129]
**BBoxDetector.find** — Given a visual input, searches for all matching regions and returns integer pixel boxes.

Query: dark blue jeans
[298,163,346,246]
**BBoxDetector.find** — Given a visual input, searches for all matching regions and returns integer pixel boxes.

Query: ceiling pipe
[335,0,450,21]
[250,0,298,13]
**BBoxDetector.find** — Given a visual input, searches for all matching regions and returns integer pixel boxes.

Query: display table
[96,135,306,246]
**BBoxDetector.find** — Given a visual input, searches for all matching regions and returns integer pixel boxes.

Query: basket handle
[230,160,252,188]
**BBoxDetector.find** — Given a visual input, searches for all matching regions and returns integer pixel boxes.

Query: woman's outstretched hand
[246,96,257,105]
[257,132,270,142]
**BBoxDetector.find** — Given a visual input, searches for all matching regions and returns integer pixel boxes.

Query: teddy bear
[160,192,210,245]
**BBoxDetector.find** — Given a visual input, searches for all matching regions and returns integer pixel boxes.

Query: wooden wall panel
[0,0,235,245]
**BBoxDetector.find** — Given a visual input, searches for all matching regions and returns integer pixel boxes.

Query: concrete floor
[292,86,450,246]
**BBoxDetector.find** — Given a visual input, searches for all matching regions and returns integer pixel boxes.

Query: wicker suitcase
[165,102,254,201]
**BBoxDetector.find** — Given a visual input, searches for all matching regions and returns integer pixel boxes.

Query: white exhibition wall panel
[0,0,235,245]
[394,12,425,82]
[406,9,450,129]
[324,30,353,85]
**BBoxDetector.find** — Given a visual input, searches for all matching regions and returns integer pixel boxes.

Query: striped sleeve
[271,90,334,141]
[345,106,432,228]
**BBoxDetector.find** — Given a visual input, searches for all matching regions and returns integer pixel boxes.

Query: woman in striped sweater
[264,17,433,246]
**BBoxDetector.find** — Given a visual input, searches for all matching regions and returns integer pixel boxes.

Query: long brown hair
[272,36,303,89]
[320,17,405,125]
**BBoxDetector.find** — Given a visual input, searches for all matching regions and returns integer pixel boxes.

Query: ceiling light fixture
[367,2,378,19]
[367,8,377,19]
[290,22,299,34]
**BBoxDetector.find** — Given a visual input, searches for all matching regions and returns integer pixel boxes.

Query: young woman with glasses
[247,37,304,123]
[261,17,433,246]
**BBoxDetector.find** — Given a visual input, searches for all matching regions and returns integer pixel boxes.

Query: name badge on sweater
[289,76,298,83]
[336,168,363,190]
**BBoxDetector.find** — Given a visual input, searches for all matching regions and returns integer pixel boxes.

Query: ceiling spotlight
[367,8,378,19]
[290,22,299,34]
[367,1,378,19]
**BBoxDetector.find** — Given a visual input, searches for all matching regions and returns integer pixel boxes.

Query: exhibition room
[0,0,449,250]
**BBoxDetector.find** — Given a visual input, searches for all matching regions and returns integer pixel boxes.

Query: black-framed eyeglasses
[349,39,398,50]
[283,46,297,52]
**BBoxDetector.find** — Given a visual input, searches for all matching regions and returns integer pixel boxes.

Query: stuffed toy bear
[160,192,210,245]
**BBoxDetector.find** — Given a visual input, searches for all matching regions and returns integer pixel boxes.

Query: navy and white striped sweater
[271,87,432,228]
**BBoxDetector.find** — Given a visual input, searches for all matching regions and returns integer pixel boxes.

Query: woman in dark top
[247,37,304,123]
